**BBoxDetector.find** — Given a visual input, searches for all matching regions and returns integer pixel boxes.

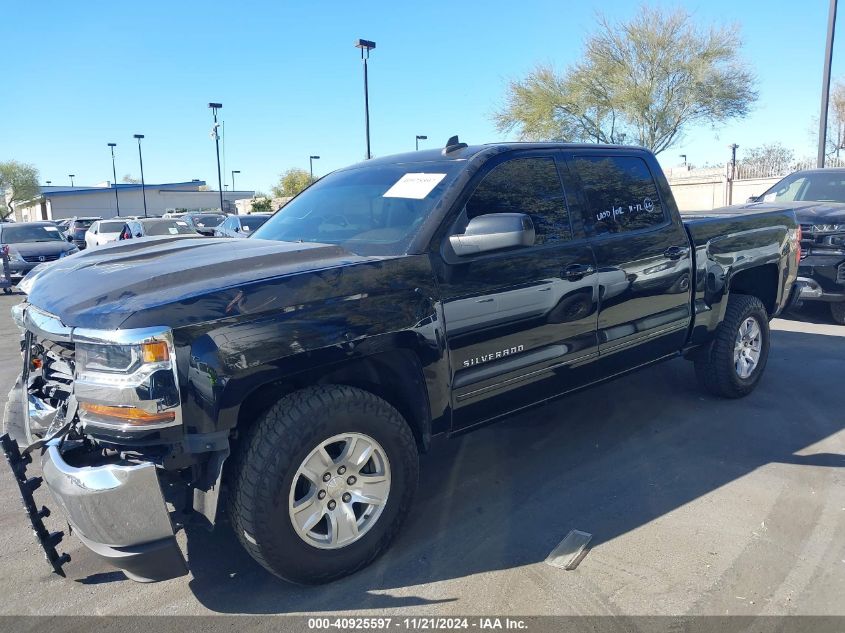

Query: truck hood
[727,200,845,224]
[22,236,373,329]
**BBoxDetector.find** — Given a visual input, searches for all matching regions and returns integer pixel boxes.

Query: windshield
[251,161,464,255]
[189,214,225,228]
[240,216,269,232]
[143,220,196,236]
[99,221,125,232]
[1,225,64,244]
[73,218,97,229]
[760,171,845,203]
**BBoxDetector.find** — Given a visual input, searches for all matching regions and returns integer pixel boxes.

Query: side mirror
[746,195,760,203]
[67,235,74,242]
[135,232,143,238]
[449,213,535,256]
[234,226,240,232]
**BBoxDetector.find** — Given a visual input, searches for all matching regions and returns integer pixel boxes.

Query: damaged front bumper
[3,377,187,582]
[40,439,187,582]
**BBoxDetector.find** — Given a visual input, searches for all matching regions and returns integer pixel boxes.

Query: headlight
[74,330,181,431]
[6,249,25,263]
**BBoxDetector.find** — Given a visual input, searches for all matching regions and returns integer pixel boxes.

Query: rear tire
[229,384,419,584]
[831,302,845,325]
[694,294,770,398]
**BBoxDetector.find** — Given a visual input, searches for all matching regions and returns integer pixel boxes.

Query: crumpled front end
[2,302,188,582]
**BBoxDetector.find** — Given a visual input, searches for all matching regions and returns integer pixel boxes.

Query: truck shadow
[185,328,845,614]
[781,302,840,325]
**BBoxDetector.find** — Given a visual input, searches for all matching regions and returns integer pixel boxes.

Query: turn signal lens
[141,341,170,364]
[80,402,175,425]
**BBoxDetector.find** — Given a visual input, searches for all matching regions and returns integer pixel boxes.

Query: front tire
[831,302,845,325]
[229,385,419,584]
[694,294,770,398]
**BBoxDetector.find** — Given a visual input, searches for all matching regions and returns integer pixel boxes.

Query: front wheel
[694,294,770,398]
[229,385,419,584]
[831,302,845,325]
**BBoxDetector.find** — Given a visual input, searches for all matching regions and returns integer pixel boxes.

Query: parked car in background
[54,219,71,234]
[64,217,101,250]
[118,218,198,240]
[181,212,227,236]
[213,213,271,238]
[746,168,845,323]
[84,219,126,249]
[0,221,78,280]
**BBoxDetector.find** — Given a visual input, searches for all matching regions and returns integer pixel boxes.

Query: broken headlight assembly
[73,329,182,432]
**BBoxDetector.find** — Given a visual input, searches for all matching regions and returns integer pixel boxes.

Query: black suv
[64,217,101,250]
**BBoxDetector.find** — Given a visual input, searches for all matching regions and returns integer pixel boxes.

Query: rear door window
[573,156,666,235]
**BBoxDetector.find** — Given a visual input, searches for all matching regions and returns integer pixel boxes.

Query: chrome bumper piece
[40,440,186,582]
[794,276,845,302]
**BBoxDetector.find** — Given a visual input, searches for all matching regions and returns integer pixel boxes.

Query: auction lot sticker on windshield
[44,226,59,232]
[383,173,446,199]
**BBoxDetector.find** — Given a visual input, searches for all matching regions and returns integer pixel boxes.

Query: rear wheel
[831,302,845,325]
[229,385,419,584]
[694,294,770,398]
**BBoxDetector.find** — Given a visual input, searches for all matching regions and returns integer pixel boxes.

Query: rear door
[568,152,693,369]
[433,152,599,431]
[86,222,99,248]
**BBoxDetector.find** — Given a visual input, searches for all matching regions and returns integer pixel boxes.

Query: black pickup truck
[745,168,845,324]
[2,141,799,585]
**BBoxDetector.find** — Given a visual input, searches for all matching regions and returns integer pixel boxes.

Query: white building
[15,181,255,222]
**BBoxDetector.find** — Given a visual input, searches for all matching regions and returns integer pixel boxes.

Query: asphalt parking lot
[0,291,843,616]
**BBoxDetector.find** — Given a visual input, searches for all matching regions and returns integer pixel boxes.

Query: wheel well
[233,349,432,453]
[729,264,778,315]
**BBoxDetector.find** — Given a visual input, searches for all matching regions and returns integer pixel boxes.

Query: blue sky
[2,0,842,193]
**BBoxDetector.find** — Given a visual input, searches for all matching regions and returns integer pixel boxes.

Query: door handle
[663,245,689,260]
[563,264,595,280]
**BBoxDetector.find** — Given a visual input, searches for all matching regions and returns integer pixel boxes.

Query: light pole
[309,156,320,180]
[355,39,376,159]
[727,143,739,205]
[68,174,75,187]
[818,0,838,167]
[108,143,121,216]
[231,170,240,192]
[209,102,225,212]
[415,135,427,151]
[45,181,52,186]
[680,154,687,166]
[134,134,148,218]
[729,143,739,179]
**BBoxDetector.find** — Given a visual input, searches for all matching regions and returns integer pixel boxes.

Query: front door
[432,153,599,431]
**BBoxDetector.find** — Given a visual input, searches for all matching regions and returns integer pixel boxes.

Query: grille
[22,254,60,263]
[28,336,75,412]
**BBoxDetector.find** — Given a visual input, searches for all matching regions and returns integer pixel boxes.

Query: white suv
[84,219,125,249]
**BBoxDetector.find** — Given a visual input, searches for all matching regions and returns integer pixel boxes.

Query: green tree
[271,168,314,198]
[0,160,40,220]
[250,198,273,213]
[738,143,795,176]
[494,5,757,154]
